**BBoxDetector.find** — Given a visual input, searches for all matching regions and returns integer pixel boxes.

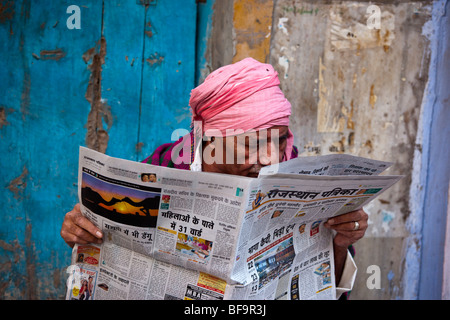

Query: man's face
[201,125,289,177]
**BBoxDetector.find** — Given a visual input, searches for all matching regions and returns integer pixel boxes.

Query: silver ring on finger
[353,221,360,231]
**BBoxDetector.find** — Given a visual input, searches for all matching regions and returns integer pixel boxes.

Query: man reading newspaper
[61,58,373,300]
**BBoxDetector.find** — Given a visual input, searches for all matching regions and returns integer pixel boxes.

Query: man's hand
[60,203,103,248]
[324,208,368,248]
[324,208,368,284]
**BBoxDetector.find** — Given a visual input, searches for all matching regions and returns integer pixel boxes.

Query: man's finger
[62,223,102,245]
[326,209,367,226]
[329,219,368,231]
[70,210,103,239]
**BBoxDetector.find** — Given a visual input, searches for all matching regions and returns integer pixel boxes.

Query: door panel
[0,0,198,299]
[139,2,197,159]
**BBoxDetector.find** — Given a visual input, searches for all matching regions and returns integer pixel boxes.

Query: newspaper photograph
[65,146,402,300]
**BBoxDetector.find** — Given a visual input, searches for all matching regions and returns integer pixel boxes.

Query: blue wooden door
[0,0,198,299]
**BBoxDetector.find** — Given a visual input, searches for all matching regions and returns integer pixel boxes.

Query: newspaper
[65,146,402,300]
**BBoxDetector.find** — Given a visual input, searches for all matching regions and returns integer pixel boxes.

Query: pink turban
[189,58,294,161]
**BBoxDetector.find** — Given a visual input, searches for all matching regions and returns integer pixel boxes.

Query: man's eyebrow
[267,134,286,139]
[256,132,288,143]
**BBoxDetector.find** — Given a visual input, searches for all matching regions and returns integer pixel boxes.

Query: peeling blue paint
[387,270,395,282]
[382,210,394,224]
[195,0,216,86]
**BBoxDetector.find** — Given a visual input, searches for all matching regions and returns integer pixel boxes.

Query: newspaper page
[65,147,402,300]
[259,153,392,176]
[66,146,252,300]
[227,172,401,300]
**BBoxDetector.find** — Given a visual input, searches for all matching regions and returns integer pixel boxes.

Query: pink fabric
[189,57,294,160]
